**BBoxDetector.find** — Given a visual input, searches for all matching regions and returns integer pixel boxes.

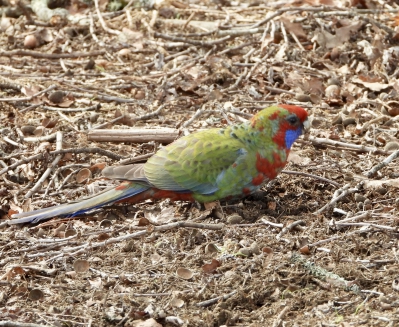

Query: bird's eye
[286,115,299,125]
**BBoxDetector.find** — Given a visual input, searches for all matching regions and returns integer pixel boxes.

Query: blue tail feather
[9,184,149,224]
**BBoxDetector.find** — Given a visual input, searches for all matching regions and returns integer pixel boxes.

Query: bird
[9,104,309,224]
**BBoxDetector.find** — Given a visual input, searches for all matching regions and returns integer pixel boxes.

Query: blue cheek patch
[285,128,302,149]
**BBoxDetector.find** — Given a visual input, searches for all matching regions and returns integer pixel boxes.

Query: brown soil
[1,1,399,326]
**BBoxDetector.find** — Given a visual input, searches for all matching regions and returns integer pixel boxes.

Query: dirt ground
[1,0,399,326]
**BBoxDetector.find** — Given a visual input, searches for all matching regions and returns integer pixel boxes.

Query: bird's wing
[102,164,148,182]
[144,129,247,194]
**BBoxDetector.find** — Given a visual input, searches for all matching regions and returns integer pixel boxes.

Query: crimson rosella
[10,104,309,224]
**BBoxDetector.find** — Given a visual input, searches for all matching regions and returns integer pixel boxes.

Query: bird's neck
[226,122,285,152]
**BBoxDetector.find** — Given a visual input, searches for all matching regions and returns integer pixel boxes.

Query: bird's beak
[302,118,310,133]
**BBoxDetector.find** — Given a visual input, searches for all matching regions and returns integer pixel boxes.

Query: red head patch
[278,104,308,123]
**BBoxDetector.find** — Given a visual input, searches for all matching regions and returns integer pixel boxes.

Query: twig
[89,12,101,45]
[91,104,165,129]
[144,48,193,67]
[0,148,126,176]
[154,32,231,47]
[276,220,306,241]
[264,85,295,95]
[261,217,283,228]
[366,149,399,178]
[0,50,106,58]
[118,152,154,165]
[307,136,390,154]
[307,229,368,248]
[87,128,179,143]
[315,183,360,215]
[94,0,120,35]
[226,66,247,91]
[250,6,328,29]
[19,102,44,113]
[24,131,63,199]
[330,211,370,225]
[196,290,237,307]
[3,136,25,148]
[50,148,126,161]
[289,30,305,51]
[23,132,58,143]
[282,170,340,187]
[0,84,56,102]
[315,11,394,34]
[70,91,137,103]
[285,62,330,77]
[217,41,256,55]
[0,321,53,327]
[41,103,101,112]
[334,222,395,231]
[272,305,290,327]
[182,109,203,128]
[291,252,361,294]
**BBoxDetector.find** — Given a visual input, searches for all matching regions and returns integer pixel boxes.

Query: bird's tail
[9,183,150,224]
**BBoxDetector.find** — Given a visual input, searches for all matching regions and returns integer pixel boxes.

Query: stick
[87,128,179,143]
[24,132,63,199]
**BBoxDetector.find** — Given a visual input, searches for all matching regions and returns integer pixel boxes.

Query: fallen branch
[196,290,236,307]
[88,128,179,143]
[291,252,361,294]
[0,49,105,58]
[366,149,399,178]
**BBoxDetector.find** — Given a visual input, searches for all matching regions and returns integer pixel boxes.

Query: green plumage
[144,104,305,202]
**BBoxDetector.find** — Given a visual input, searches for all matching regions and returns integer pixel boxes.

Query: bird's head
[250,104,310,150]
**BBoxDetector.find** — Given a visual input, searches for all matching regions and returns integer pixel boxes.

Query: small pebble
[250,242,260,255]
[354,194,367,203]
[327,77,341,86]
[343,117,356,127]
[238,247,252,257]
[226,214,243,224]
[376,187,388,195]
[90,112,100,123]
[295,93,311,102]
[21,125,36,135]
[48,91,66,104]
[332,114,343,125]
[385,142,399,152]
[325,84,340,98]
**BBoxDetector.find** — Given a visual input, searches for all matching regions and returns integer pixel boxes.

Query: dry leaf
[89,277,102,289]
[352,78,391,91]
[262,247,273,254]
[170,297,185,308]
[281,17,307,39]
[145,207,175,224]
[97,233,110,241]
[28,289,44,301]
[131,318,162,327]
[202,259,220,273]
[76,168,92,184]
[176,267,193,280]
[138,217,151,226]
[299,245,311,255]
[204,201,218,210]
[73,259,90,273]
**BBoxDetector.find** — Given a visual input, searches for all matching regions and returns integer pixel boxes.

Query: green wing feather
[144,128,250,195]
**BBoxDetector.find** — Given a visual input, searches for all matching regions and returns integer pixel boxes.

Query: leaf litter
[1,0,399,326]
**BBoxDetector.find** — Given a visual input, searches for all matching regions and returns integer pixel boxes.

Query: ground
[1,0,399,326]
